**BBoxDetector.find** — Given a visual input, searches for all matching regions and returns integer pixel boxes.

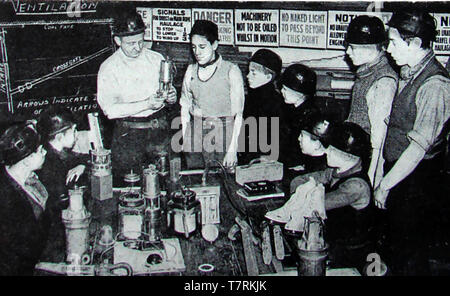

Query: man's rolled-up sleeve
[408,76,450,152]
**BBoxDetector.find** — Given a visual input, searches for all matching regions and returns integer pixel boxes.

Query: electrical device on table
[235,158,285,201]
[117,171,145,241]
[113,166,186,275]
[179,164,221,242]
[167,188,201,239]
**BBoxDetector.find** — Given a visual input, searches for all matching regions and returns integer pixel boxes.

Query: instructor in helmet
[97,10,177,185]
[345,15,398,188]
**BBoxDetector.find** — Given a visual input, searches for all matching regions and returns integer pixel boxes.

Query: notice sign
[192,9,234,45]
[327,11,392,50]
[136,7,152,41]
[152,8,192,43]
[280,10,327,48]
[433,13,450,54]
[234,9,279,46]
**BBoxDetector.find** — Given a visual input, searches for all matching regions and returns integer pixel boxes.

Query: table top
[37,173,289,276]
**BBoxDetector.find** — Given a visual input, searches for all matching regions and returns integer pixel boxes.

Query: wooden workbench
[36,172,289,276]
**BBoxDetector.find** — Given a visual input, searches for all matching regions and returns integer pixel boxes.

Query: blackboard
[0,19,114,123]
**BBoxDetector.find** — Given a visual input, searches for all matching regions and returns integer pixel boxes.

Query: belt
[191,115,234,129]
[118,113,167,129]
[120,120,159,129]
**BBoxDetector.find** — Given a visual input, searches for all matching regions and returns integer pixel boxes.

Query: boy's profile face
[247,62,272,89]
[281,85,305,106]
[345,43,379,66]
[297,130,325,156]
[58,124,77,149]
[387,27,414,67]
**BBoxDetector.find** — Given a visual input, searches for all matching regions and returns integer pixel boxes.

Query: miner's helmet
[250,49,283,76]
[302,112,332,144]
[113,11,146,37]
[37,105,76,142]
[387,10,437,43]
[0,122,41,166]
[328,121,371,171]
[280,64,317,97]
[345,15,386,45]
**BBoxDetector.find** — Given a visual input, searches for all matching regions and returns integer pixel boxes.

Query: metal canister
[62,186,91,264]
[143,164,160,199]
[142,165,162,242]
[118,190,145,241]
[167,188,201,239]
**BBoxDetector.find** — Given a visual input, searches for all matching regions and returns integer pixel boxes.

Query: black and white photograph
[0,0,449,283]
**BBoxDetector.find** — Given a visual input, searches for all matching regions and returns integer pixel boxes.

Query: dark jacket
[0,167,50,275]
[38,144,89,218]
[240,82,284,164]
[325,170,374,246]
[279,99,327,184]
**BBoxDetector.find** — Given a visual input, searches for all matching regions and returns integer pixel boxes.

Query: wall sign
[280,10,327,49]
[152,8,192,43]
[136,7,153,41]
[327,10,392,50]
[192,8,234,45]
[234,9,279,47]
[433,13,450,55]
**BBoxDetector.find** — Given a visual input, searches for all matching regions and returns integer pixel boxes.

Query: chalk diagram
[0,20,114,114]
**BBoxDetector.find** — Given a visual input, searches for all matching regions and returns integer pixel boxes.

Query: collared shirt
[23,172,48,211]
[179,56,245,117]
[399,51,450,153]
[97,47,164,119]
[6,168,49,215]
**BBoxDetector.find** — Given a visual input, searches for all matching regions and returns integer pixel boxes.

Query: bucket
[297,245,328,276]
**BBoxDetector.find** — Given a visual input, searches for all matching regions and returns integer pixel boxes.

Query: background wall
[0,0,449,129]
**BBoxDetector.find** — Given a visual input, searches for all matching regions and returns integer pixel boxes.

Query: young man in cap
[240,49,283,164]
[97,10,176,185]
[37,106,89,201]
[278,64,323,187]
[345,15,398,188]
[375,10,450,275]
[180,20,245,169]
[266,117,375,273]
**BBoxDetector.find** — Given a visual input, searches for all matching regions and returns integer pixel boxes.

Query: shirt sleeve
[228,64,245,116]
[366,77,397,149]
[289,169,333,195]
[408,75,450,152]
[96,63,121,118]
[179,65,194,114]
[325,177,371,210]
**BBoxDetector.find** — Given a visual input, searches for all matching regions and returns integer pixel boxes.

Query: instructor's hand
[148,95,165,111]
[165,87,177,104]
